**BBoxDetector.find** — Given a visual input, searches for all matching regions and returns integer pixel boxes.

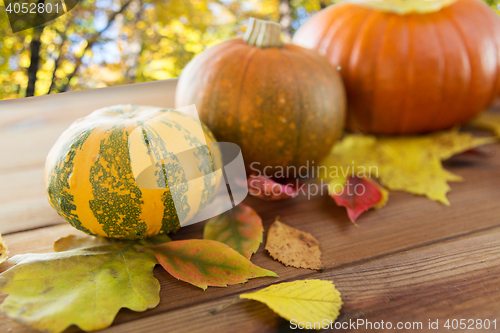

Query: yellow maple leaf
[0,233,8,265]
[320,129,494,205]
[471,112,500,138]
[240,280,342,325]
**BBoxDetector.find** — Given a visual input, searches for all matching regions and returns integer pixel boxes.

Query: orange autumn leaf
[265,220,324,271]
[149,239,277,290]
[204,203,263,259]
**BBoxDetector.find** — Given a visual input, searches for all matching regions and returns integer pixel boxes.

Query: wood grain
[0,81,499,333]
[0,80,177,171]
[1,194,500,332]
[102,227,500,333]
[4,224,497,333]
[0,79,178,234]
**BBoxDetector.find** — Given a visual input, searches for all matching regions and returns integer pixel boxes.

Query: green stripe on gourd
[141,122,186,230]
[88,126,148,239]
[148,118,218,210]
[46,130,94,236]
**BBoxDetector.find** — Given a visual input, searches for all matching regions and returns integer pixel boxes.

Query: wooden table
[1,79,500,332]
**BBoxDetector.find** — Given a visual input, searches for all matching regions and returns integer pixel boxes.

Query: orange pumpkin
[293,0,500,135]
[176,18,346,173]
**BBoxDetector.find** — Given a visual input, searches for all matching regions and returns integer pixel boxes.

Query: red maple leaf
[330,176,383,223]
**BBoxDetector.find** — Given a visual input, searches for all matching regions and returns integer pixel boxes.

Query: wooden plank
[1,209,500,332]
[1,81,499,332]
[85,227,500,332]
[134,227,500,333]
[0,77,498,239]
[0,79,179,233]
[0,79,178,128]
[0,79,178,172]
[1,148,499,258]
[0,167,63,234]
[2,140,499,253]
[3,224,497,333]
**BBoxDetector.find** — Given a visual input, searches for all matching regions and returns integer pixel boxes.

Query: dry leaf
[320,129,494,205]
[0,233,8,265]
[471,112,500,138]
[248,176,299,200]
[204,203,263,259]
[329,176,388,223]
[0,235,169,333]
[265,220,324,270]
[240,280,342,325]
[149,239,278,290]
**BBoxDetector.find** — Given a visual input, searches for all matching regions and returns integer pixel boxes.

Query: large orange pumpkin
[176,18,346,173]
[293,0,500,135]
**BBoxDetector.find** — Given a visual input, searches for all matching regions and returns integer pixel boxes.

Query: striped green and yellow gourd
[45,104,221,239]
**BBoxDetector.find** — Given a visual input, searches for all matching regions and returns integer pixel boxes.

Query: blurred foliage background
[0,0,498,100]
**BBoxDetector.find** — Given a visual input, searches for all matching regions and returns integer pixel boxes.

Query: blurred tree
[0,0,333,100]
[485,0,500,13]
[9,0,499,100]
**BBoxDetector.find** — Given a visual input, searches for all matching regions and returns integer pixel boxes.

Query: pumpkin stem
[243,18,283,48]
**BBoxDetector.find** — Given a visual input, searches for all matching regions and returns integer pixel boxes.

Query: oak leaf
[320,129,494,204]
[204,203,263,259]
[149,239,278,290]
[0,235,169,333]
[329,176,388,223]
[265,220,324,270]
[240,280,342,324]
